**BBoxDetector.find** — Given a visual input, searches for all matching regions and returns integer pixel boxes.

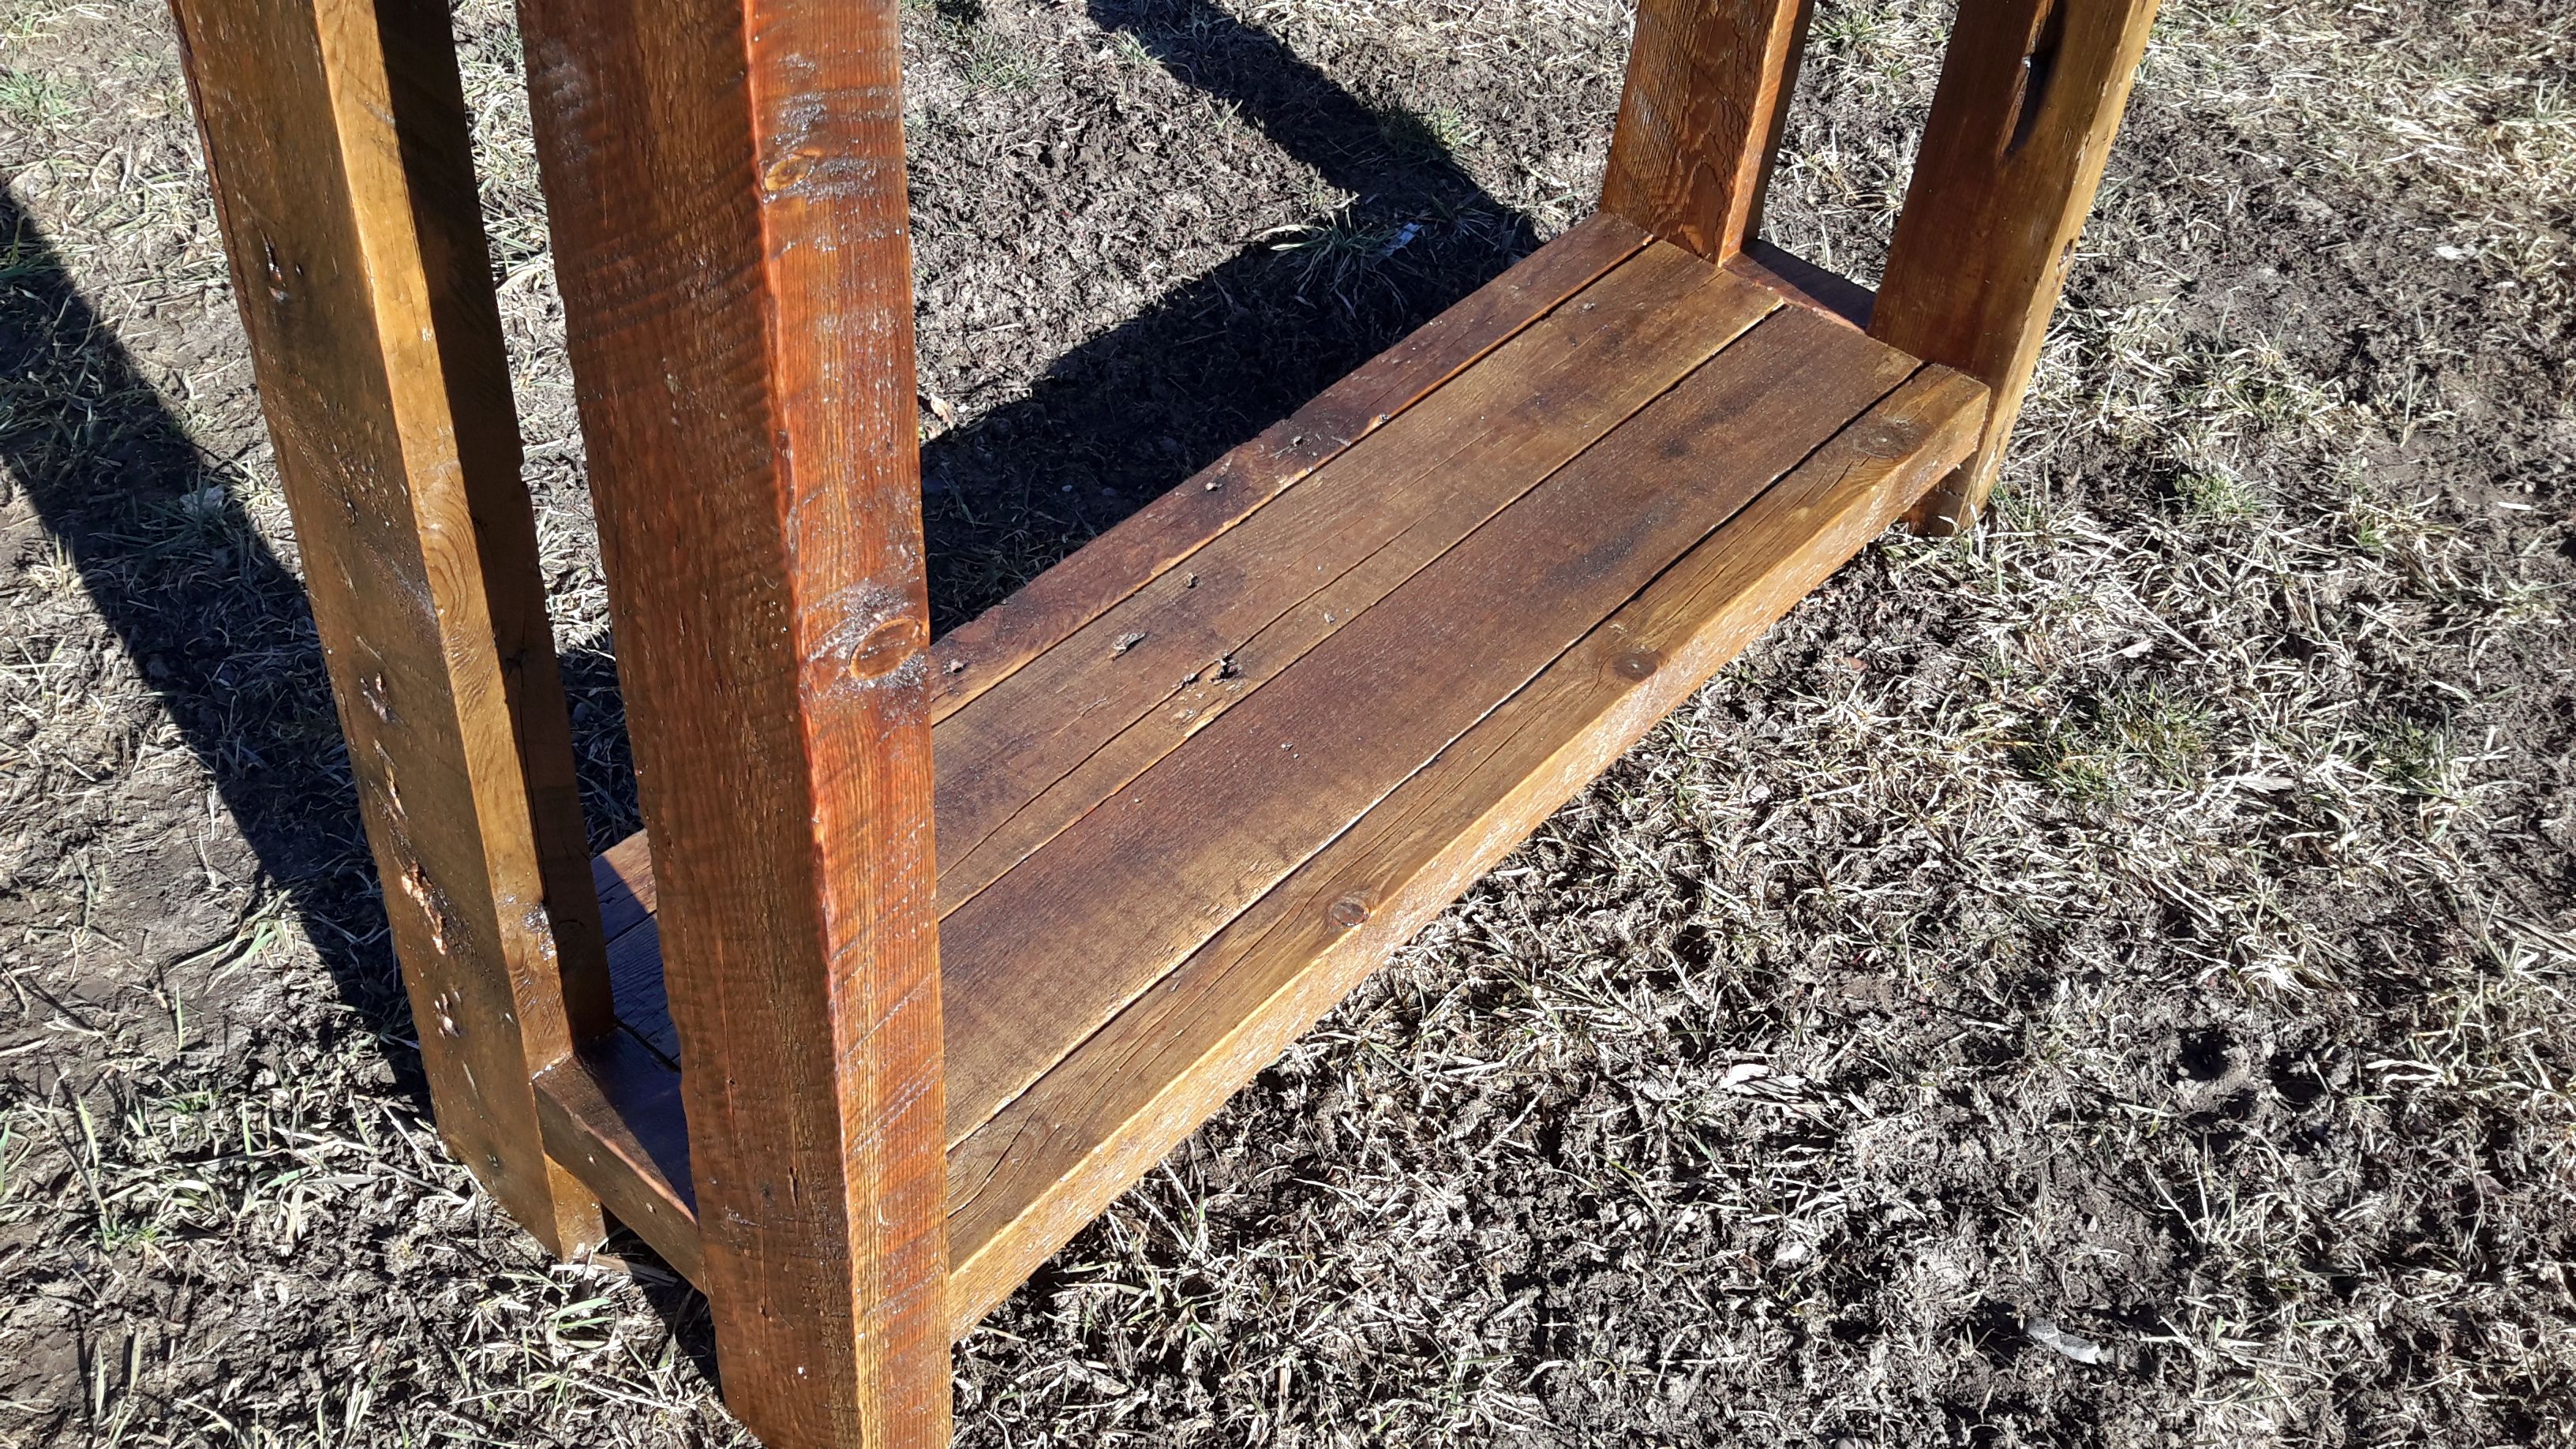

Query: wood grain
[168,0,610,1256]
[515,0,949,1434]
[564,362,1986,1342]
[1601,0,1815,260]
[589,220,1663,1068]
[936,303,1919,1154]
[945,365,1989,1332]
[930,244,1778,913]
[1870,0,2161,532]
[535,1030,700,1281]
[923,214,1648,721]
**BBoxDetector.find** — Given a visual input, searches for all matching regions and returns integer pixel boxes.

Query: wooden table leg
[167,0,614,1255]
[1601,0,1816,263]
[1870,0,2164,534]
[513,0,952,1439]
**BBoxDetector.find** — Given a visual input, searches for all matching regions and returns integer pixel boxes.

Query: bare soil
[3,0,2573,1443]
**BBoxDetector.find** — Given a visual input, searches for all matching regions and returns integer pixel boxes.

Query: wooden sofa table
[164,0,2158,1440]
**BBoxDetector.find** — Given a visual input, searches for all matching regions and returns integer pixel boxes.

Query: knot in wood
[762,148,821,194]
[811,581,928,686]
[1328,897,1369,928]
[1614,649,1661,681]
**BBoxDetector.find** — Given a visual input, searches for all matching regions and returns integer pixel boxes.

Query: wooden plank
[564,365,1989,1342]
[592,828,656,943]
[534,1031,701,1282]
[1729,239,1874,331]
[1601,0,1815,260]
[938,305,1921,1152]
[590,221,1661,1058]
[945,365,1990,1333]
[1869,0,2161,532]
[515,0,949,1436]
[167,0,612,1255]
[603,914,679,1065]
[930,245,1778,912]
[923,214,1648,721]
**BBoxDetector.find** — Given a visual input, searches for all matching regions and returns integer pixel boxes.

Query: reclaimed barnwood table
[165,0,2158,1440]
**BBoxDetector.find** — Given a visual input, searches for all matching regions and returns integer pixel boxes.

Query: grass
[2,0,2572,1443]
[0,70,77,126]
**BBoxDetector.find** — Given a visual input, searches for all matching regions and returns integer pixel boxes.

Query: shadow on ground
[0,190,408,1020]
[918,0,1542,629]
[1,0,1545,1392]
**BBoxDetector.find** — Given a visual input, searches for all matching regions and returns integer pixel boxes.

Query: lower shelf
[544,214,1986,1339]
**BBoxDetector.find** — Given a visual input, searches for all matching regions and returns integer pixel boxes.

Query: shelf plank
[934,301,1918,1155]
[944,363,1988,1331]
[930,242,1778,916]
[534,1029,698,1279]
[559,239,1982,1346]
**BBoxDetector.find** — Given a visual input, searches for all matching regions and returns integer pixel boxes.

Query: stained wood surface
[935,305,1911,1133]
[592,829,656,943]
[578,241,1985,1345]
[935,301,1913,1151]
[923,215,1647,721]
[168,0,611,1256]
[592,222,1679,1073]
[945,365,1987,1330]
[930,243,1777,914]
[515,0,949,1434]
[534,1031,699,1280]
[1601,0,1814,260]
[1870,0,2162,531]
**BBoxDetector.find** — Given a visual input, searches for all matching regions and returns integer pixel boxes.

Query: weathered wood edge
[534,1030,700,1281]
[1730,238,1874,331]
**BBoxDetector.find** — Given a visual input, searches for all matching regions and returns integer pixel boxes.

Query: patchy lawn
[2,0,2571,1443]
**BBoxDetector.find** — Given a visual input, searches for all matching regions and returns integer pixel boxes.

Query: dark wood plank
[592,827,656,943]
[168,0,612,1256]
[938,304,1922,1152]
[923,214,1649,721]
[534,1030,700,1282]
[945,365,1990,1332]
[1601,0,1814,260]
[930,245,1779,912]
[1869,0,2161,532]
[589,220,1658,1043]
[604,914,679,1065]
[1730,239,1874,331]
[515,0,949,1434]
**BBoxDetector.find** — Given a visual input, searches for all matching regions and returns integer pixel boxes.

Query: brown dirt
[3,0,2573,1443]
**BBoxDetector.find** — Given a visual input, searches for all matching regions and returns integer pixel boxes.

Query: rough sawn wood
[174,0,2168,1439]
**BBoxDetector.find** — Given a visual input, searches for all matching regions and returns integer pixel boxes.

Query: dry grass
[2,0,2573,1443]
